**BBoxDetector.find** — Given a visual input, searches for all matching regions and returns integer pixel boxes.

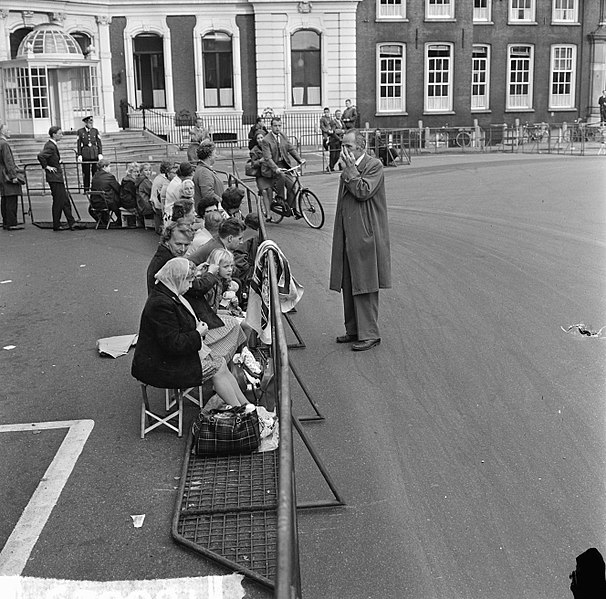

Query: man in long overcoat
[329,129,391,351]
[0,123,24,230]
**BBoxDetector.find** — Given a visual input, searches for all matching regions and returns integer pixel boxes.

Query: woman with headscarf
[132,257,250,407]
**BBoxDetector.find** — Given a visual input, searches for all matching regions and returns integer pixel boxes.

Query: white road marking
[0,574,245,598]
[0,420,94,576]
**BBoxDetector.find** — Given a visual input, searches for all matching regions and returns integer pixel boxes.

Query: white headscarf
[154,257,191,296]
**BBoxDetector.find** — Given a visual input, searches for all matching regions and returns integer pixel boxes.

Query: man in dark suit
[342,99,358,130]
[260,118,306,217]
[37,126,83,231]
[319,107,332,151]
[89,158,121,225]
[329,129,391,352]
[76,116,102,192]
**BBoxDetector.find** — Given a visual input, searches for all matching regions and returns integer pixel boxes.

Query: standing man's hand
[340,146,356,169]
[77,155,83,163]
[46,166,57,173]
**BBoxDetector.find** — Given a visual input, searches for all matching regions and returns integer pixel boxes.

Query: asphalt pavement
[1,152,605,599]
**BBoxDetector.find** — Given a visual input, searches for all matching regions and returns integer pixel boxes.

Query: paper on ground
[96,334,138,358]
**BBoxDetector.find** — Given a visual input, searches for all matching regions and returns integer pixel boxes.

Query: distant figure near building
[0,123,24,230]
[76,116,102,193]
[599,91,606,125]
[342,99,358,130]
[187,118,211,162]
[319,107,332,151]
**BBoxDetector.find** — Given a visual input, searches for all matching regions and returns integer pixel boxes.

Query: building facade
[0,1,603,140]
[357,0,604,129]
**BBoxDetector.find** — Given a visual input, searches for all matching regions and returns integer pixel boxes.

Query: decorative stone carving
[96,15,111,26]
[298,1,312,13]
[0,10,10,20]
[22,11,35,26]
[50,12,66,24]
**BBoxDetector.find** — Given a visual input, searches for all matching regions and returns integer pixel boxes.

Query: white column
[0,10,10,62]
[96,16,120,132]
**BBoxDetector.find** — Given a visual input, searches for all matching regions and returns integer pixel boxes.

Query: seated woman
[132,258,249,407]
[248,131,274,222]
[120,161,144,227]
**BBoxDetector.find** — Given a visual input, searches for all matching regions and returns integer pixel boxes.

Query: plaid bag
[192,405,260,456]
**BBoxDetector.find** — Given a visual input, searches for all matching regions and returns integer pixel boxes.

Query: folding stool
[140,383,184,439]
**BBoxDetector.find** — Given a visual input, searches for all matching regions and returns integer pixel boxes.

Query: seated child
[206,248,242,316]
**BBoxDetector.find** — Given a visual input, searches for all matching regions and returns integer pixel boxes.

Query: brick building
[356,0,604,130]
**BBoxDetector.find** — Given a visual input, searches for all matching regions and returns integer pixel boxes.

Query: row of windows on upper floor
[377,43,579,114]
[377,0,581,24]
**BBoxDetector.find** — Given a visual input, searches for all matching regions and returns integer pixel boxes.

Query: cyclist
[260,117,306,218]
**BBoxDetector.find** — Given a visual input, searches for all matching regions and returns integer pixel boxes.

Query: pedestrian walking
[76,116,102,193]
[599,90,606,125]
[0,123,24,231]
[329,129,391,352]
[37,126,83,231]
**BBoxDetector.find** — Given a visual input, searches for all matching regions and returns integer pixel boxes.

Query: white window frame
[473,0,492,22]
[376,43,406,113]
[506,44,534,110]
[552,0,578,23]
[471,45,490,111]
[549,45,576,109]
[426,0,455,21]
[424,43,453,113]
[377,0,406,20]
[508,0,536,23]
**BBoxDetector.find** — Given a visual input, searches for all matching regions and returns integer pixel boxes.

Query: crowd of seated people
[132,157,263,412]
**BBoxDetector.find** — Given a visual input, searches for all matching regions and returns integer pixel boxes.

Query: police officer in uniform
[76,116,103,192]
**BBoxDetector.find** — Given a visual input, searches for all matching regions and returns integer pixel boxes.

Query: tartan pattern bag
[192,405,260,456]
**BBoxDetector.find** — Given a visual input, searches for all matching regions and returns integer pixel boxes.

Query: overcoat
[329,153,391,295]
[0,136,23,196]
[131,282,203,389]
[76,126,102,161]
[146,244,224,330]
[193,162,224,211]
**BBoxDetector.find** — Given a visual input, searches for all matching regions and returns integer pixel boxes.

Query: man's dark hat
[82,116,93,122]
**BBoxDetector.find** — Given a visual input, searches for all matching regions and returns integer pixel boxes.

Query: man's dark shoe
[336,334,358,344]
[352,338,381,351]
[294,211,303,220]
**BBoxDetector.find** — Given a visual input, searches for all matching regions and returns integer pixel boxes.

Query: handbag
[192,404,260,456]
[245,159,259,178]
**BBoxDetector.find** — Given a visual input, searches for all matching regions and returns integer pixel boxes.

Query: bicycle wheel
[298,189,324,229]
[456,131,471,148]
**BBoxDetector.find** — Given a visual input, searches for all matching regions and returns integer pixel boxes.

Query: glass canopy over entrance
[0,23,100,135]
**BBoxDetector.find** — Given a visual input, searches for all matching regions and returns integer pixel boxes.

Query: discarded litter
[560,323,606,338]
[3,345,16,350]
[79,264,86,268]
[131,514,145,528]
[97,334,138,358]
[0,280,12,284]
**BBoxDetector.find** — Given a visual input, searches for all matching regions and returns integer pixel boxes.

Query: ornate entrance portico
[0,23,107,136]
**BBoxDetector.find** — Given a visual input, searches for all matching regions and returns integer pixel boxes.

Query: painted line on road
[0,574,245,598]
[0,420,94,576]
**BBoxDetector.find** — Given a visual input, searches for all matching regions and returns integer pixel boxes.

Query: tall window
[509,0,535,23]
[291,30,321,106]
[425,44,453,112]
[552,0,577,22]
[507,45,533,110]
[473,0,491,22]
[133,34,165,109]
[377,0,406,20]
[426,0,454,19]
[377,44,405,113]
[202,32,234,108]
[550,45,576,109]
[471,45,490,110]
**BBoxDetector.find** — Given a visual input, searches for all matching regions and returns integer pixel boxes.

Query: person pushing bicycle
[260,117,306,218]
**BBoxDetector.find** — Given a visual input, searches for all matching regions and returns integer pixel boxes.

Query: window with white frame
[509,0,535,23]
[473,0,491,22]
[377,0,406,19]
[202,32,234,108]
[377,44,405,112]
[291,30,321,106]
[549,45,576,109]
[425,44,453,112]
[471,45,490,110]
[426,0,454,20]
[507,45,533,110]
[552,0,577,23]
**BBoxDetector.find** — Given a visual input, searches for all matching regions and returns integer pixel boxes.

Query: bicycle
[267,164,325,229]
